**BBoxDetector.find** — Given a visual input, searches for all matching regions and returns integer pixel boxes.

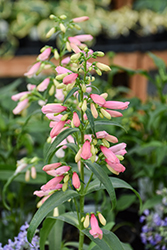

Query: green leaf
[83,229,125,250]
[27,190,79,243]
[85,161,116,209]
[94,120,126,132]
[116,194,136,212]
[40,217,57,250]
[65,143,78,154]
[54,211,79,228]
[45,128,79,163]
[64,242,88,250]
[63,87,79,104]
[148,52,166,71]
[86,177,142,210]
[86,108,96,136]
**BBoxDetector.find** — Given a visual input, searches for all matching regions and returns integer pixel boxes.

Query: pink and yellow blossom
[13,99,29,114]
[72,172,81,189]
[38,47,51,61]
[90,94,106,106]
[41,104,67,114]
[89,214,103,239]
[24,62,41,78]
[81,140,92,160]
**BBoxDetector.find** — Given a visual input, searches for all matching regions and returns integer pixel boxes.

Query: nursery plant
[4,14,142,250]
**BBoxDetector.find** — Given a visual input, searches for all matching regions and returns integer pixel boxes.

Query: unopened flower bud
[61,114,68,121]
[91,103,98,119]
[75,148,82,163]
[72,172,81,190]
[31,166,36,179]
[62,182,68,192]
[49,14,56,20]
[66,41,72,52]
[25,169,30,182]
[82,84,87,93]
[49,85,55,96]
[98,212,106,226]
[73,24,81,30]
[91,144,96,155]
[102,138,110,148]
[83,214,90,228]
[116,155,124,161]
[81,100,87,112]
[46,27,55,38]
[64,174,69,183]
[96,62,111,72]
[53,79,60,86]
[60,23,66,33]
[95,68,102,76]
[100,108,111,119]
[70,53,81,62]
[56,73,68,80]
[60,15,67,20]
[56,83,65,89]
[90,154,96,163]
[99,112,104,118]
[95,51,105,57]
[54,49,60,60]
[93,139,97,145]
[100,93,108,99]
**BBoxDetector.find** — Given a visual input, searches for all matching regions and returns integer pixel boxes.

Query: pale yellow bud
[60,23,66,33]
[73,24,81,30]
[93,139,97,145]
[66,82,75,91]
[96,51,105,57]
[54,49,59,60]
[49,14,56,20]
[71,119,75,128]
[98,212,106,226]
[46,27,55,38]
[75,148,82,163]
[83,214,90,228]
[56,83,65,89]
[96,62,111,72]
[44,64,51,69]
[47,136,52,143]
[100,108,111,120]
[53,207,59,217]
[95,68,102,76]
[116,155,124,161]
[99,112,104,118]
[66,41,72,52]
[60,15,67,20]
[64,174,69,183]
[95,148,98,154]
[100,93,108,99]
[37,200,43,208]
[81,217,85,223]
[20,94,29,101]
[61,114,68,121]
[88,66,93,71]
[78,102,82,108]
[53,79,60,87]
[90,154,96,163]
[30,157,38,164]
[81,100,87,112]
[49,85,55,96]
[70,53,81,62]
[31,166,36,179]
[62,182,68,192]
[82,84,87,93]
[91,103,98,119]
[25,169,30,182]
[56,73,68,80]
[102,138,110,148]
[91,144,96,155]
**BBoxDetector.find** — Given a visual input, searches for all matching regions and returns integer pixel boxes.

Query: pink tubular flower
[73,16,89,23]
[70,43,82,53]
[81,140,92,160]
[11,91,30,101]
[55,66,72,75]
[13,99,29,114]
[43,162,62,172]
[89,214,103,240]
[102,101,130,110]
[55,88,64,101]
[41,175,64,191]
[74,34,93,42]
[46,166,70,176]
[68,37,81,46]
[72,172,81,189]
[61,57,71,65]
[90,94,106,106]
[41,104,67,114]
[73,112,80,127]
[100,145,119,163]
[105,159,126,174]
[37,78,50,92]
[109,143,127,156]
[63,73,78,85]
[24,62,41,78]
[33,189,51,197]
[38,47,51,61]
[50,120,66,138]
[96,131,118,143]
[105,110,123,117]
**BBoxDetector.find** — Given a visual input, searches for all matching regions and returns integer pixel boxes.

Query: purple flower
[153,213,162,226]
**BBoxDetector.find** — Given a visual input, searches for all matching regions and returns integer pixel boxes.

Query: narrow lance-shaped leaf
[85,160,116,209]
[63,87,79,104]
[27,190,79,243]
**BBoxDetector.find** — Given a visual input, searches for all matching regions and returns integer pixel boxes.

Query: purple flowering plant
[3,14,142,250]
[140,188,167,250]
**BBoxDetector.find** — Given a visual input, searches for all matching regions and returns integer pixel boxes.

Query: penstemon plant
[10,14,141,250]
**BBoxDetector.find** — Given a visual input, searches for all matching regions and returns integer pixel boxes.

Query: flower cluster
[12,14,129,243]
[0,222,39,250]
[140,188,167,250]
